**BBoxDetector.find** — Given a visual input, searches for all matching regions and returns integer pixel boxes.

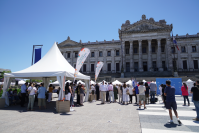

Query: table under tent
[2,42,90,106]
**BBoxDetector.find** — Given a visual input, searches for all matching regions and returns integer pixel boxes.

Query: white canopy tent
[90,80,96,85]
[126,80,132,85]
[112,80,122,85]
[65,80,72,83]
[77,80,85,85]
[18,80,26,85]
[2,42,90,106]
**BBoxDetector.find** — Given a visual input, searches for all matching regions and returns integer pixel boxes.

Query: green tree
[0,70,11,81]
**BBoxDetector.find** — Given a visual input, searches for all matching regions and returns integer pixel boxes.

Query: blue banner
[34,48,41,64]
[156,78,182,95]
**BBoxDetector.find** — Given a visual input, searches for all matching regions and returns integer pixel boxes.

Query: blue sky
[0,0,199,72]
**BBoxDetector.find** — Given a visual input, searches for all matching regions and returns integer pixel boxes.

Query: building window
[171,47,175,53]
[192,46,196,52]
[74,64,76,68]
[134,62,138,72]
[173,61,176,69]
[162,61,165,70]
[161,46,165,52]
[134,48,138,53]
[116,50,120,56]
[152,61,157,69]
[183,60,187,69]
[99,51,103,57]
[194,60,198,69]
[91,64,94,72]
[181,46,186,53]
[107,63,111,71]
[116,63,120,71]
[126,62,130,72]
[152,47,155,53]
[67,53,70,58]
[91,52,95,57]
[126,48,129,54]
[142,47,146,53]
[107,51,111,56]
[83,64,86,72]
[75,52,78,58]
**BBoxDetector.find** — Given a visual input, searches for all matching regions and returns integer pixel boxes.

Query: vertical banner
[95,61,104,82]
[34,48,41,64]
[74,48,90,81]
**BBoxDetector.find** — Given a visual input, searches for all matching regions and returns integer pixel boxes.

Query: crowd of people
[4,79,199,122]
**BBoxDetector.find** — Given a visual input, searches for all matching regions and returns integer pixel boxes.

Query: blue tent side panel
[156,78,182,95]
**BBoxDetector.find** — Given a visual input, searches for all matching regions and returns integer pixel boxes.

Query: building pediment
[58,36,80,47]
[119,15,172,34]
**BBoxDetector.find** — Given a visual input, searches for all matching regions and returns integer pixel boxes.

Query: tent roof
[4,42,90,80]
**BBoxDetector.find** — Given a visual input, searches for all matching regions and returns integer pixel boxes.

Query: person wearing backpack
[27,83,37,111]
[191,80,199,121]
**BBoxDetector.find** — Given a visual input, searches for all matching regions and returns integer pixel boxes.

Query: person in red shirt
[181,83,190,106]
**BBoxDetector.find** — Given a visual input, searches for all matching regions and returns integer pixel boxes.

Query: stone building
[58,15,199,79]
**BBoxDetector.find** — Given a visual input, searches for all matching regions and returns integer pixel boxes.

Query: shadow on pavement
[164,122,178,128]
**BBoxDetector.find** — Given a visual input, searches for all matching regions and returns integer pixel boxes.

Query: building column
[187,44,193,69]
[111,49,115,73]
[103,50,107,73]
[122,42,126,72]
[148,39,152,71]
[70,51,73,66]
[130,41,134,72]
[87,53,90,73]
[166,39,173,71]
[138,40,143,72]
[157,39,163,71]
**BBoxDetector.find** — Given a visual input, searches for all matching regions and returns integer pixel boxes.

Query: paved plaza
[0,96,198,133]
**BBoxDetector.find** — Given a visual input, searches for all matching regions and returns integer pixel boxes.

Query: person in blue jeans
[149,81,157,103]
[191,80,199,121]
[164,80,182,125]
[134,84,139,105]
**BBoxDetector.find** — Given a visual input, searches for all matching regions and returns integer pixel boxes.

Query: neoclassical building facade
[58,15,199,77]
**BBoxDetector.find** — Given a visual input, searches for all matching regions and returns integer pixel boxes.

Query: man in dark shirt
[191,80,199,121]
[164,80,182,125]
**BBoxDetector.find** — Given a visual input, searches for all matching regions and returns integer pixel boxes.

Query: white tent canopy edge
[2,42,90,106]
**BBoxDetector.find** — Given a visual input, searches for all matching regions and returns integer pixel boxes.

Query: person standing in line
[191,80,199,121]
[149,81,157,104]
[27,83,37,111]
[138,82,146,109]
[71,83,76,107]
[65,82,72,101]
[164,80,182,124]
[108,82,114,103]
[69,83,74,106]
[100,81,107,104]
[145,83,150,104]
[127,84,133,104]
[37,83,47,110]
[48,84,54,102]
[117,84,122,104]
[122,83,129,105]
[76,83,81,106]
[134,83,139,105]
[80,84,85,106]
[113,84,118,103]
[181,83,190,106]
[159,84,164,103]
[20,82,28,107]
[162,84,167,107]
[105,83,109,102]
[95,84,100,100]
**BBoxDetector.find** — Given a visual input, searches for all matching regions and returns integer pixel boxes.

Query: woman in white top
[127,84,133,104]
[27,83,37,111]
[122,83,129,105]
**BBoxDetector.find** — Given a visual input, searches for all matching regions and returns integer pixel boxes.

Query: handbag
[28,87,33,95]
[126,89,130,95]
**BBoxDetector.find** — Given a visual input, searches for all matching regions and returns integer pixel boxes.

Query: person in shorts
[164,80,182,125]
[138,82,146,109]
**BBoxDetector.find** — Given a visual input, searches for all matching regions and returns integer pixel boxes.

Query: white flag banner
[95,61,104,82]
[74,48,90,81]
